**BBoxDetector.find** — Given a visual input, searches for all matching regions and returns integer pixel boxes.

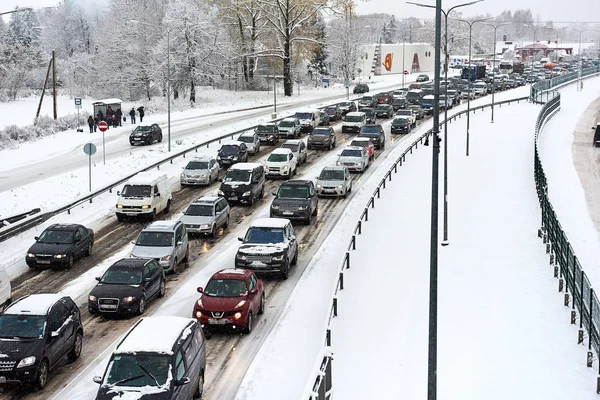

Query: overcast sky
[5,0,600,24]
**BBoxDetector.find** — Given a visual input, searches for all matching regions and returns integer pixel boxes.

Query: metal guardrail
[0,209,41,229]
[530,66,600,104]
[303,95,529,400]
[0,91,396,243]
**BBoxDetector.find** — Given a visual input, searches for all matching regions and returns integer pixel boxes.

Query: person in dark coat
[116,108,123,126]
[137,106,145,122]
[97,110,104,122]
[93,116,99,132]
[87,116,94,133]
[129,107,136,124]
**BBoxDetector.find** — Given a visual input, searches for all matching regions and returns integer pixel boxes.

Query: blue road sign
[74,97,82,106]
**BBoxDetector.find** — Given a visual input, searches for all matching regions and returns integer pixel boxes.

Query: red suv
[375,92,393,104]
[193,268,265,334]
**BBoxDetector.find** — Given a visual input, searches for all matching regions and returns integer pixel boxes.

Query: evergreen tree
[307,13,328,78]
[387,15,398,43]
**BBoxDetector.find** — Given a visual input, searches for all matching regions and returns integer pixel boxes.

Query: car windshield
[267,153,288,162]
[100,266,143,285]
[184,204,214,217]
[351,140,369,148]
[185,161,209,170]
[421,99,434,106]
[406,92,421,100]
[319,169,344,180]
[344,115,363,122]
[360,127,379,134]
[238,136,254,143]
[135,231,174,247]
[359,97,372,102]
[277,185,309,199]
[311,129,329,135]
[324,107,338,113]
[133,126,152,133]
[396,110,410,116]
[37,229,74,244]
[295,112,312,119]
[121,185,152,198]
[279,120,295,127]
[219,145,239,155]
[204,279,247,297]
[341,149,362,157]
[223,169,251,183]
[393,99,405,104]
[393,118,408,126]
[256,125,276,133]
[105,354,170,387]
[0,315,46,339]
[281,143,298,152]
[338,102,351,108]
[245,227,284,244]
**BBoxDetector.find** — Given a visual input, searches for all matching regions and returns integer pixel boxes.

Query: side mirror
[175,377,191,386]
[272,192,277,197]
[93,376,103,384]
[50,331,59,338]
[218,178,223,183]
[197,287,203,293]
[315,176,319,180]
[250,288,258,295]
[238,237,244,242]
[131,241,136,245]
[95,276,101,281]
[290,235,296,241]
[34,236,39,241]
[155,193,160,197]
[177,241,183,246]
[75,237,81,243]
[144,277,152,283]
[116,191,120,196]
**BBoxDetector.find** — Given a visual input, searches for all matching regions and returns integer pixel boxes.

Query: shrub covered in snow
[0,113,86,150]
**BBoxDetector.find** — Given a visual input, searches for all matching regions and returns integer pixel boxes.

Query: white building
[362,43,435,76]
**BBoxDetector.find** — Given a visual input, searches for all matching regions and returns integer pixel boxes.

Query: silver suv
[130,220,189,274]
[179,196,230,237]
[315,166,352,197]
[180,155,219,186]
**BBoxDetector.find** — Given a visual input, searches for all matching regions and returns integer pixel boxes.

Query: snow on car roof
[239,131,256,137]
[281,117,298,122]
[423,95,435,99]
[222,140,245,147]
[250,218,289,229]
[116,316,195,355]
[147,220,178,229]
[346,112,365,117]
[271,148,293,154]
[217,268,248,275]
[190,155,214,161]
[5,294,63,316]
[229,162,264,171]
[194,196,220,203]
[351,138,372,143]
[282,139,301,145]
[127,172,168,186]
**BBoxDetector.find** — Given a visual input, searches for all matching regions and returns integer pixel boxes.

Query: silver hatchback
[130,220,189,273]
[179,196,230,237]
[180,156,219,186]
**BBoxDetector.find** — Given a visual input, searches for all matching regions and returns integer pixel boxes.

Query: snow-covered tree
[306,12,328,84]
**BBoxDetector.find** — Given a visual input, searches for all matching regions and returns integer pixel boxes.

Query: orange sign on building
[382,53,393,71]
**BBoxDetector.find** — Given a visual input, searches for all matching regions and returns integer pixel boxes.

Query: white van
[0,268,11,312]
[342,111,367,134]
[115,172,172,221]
[294,110,321,133]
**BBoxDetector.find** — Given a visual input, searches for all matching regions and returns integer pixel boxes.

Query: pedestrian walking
[87,116,94,133]
[129,107,136,124]
[137,106,145,123]
[93,116,99,132]
[116,108,123,127]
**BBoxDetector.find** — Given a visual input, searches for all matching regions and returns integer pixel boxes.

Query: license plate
[282,211,294,215]
[208,319,228,325]
[37,260,51,264]
[100,304,117,309]
[0,376,6,384]
[228,196,238,201]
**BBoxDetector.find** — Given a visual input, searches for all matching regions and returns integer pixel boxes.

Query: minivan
[218,163,265,206]
[115,173,172,221]
[294,111,320,133]
[93,316,206,400]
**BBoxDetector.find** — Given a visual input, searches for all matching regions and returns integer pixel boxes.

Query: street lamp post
[453,16,492,156]
[483,22,511,123]
[0,6,33,16]
[129,20,175,152]
[571,29,600,91]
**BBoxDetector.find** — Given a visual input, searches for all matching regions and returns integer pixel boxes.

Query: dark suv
[255,124,279,145]
[88,258,166,316]
[217,142,248,168]
[0,294,83,390]
[353,83,370,94]
[218,163,265,206]
[357,96,376,109]
[307,127,336,150]
[129,124,163,146]
[26,223,94,269]
[270,180,318,225]
[358,125,386,149]
[360,107,377,124]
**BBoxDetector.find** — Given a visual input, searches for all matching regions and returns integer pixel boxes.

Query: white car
[341,111,367,134]
[315,166,352,197]
[238,131,261,155]
[265,148,297,179]
[180,155,219,186]
[336,146,370,172]
[280,139,307,165]
[394,109,416,127]
[473,82,488,97]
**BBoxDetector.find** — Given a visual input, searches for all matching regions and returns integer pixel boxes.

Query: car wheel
[343,188,348,198]
[224,214,230,229]
[150,209,157,221]
[193,372,205,399]
[158,134,163,143]
[291,251,298,266]
[244,312,253,334]
[260,188,264,199]
[164,199,171,213]
[258,293,265,315]
[67,254,74,269]
[328,142,332,150]
[183,245,189,262]
[86,243,93,257]
[137,297,146,315]
[312,204,318,216]
[68,330,83,362]
[248,193,254,207]
[305,212,312,225]
[280,261,289,280]
[35,359,49,390]
[116,213,124,222]
[158,278,166,298]
[210,224,216,238]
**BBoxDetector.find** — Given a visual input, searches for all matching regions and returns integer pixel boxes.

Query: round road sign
[403,70,409,75]
[83,143,97,155]
[98,121,108,132]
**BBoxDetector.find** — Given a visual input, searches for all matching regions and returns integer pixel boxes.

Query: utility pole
[52,50,57,120]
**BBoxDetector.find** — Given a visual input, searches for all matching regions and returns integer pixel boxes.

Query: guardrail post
[326,329,331,346]
[382,178,386,189]
[67,209,71,215]
[580,269,584,329]
[339,272,344,290]
[589,288,594,352]
[394,163,397,173]
[333,298,338,317]
[370,196,375,208]
[170,159,173,164]
[345,252,350,269]
[357,220,362,235]
[376,187,381,199]
[351,235,356,250]
[364,208,368,221]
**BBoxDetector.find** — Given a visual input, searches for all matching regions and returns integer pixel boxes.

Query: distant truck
[512,62,525,74]
[461,65,486,81]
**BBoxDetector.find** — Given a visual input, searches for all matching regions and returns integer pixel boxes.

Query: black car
[358,125,385,149]
[88,258,165,316]
[374,104,394,119]
[218,163,265,206]
[392,98,407,111]
[323,106,343,121]
[255,124,279,145]
[0,294,83,390]
[360,108,377,124]
[318,111,330,126]
[416,74,430,82]
[129,124,163,146]
[217,142,249,167]
[391,117,411,134]
[26,224,94,269]
[336,101,357,115]
[270,180,318,225]
[357,96,377,109]
[307,127,336,150]
[353,83,370,94]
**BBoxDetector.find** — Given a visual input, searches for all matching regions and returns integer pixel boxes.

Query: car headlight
[357,162,363,166]
[195,310,202,318]
[217,156,221,160]
[17,356,36,369]
[336,161,341,166]
[201,174,207,178]
[116,204,123,209]
[337,185,343,189]
[234,312,242,320]
[201,224,210,229]
[242,191,251,197]
[271,205,280,210]
[236,253,247,260]
[141,205,151,209]
[88,295,97,302]
[316,184,321,189]
[53,254,67,259]
[123,296,136,303]
[272,254,284,261]
[234,300,246,309]
[160,255,171,262]
[298,206,307,211]
[180,173,185,178]
[218,190,224,196]
[27,253,35,258]
[232,156,238,160]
